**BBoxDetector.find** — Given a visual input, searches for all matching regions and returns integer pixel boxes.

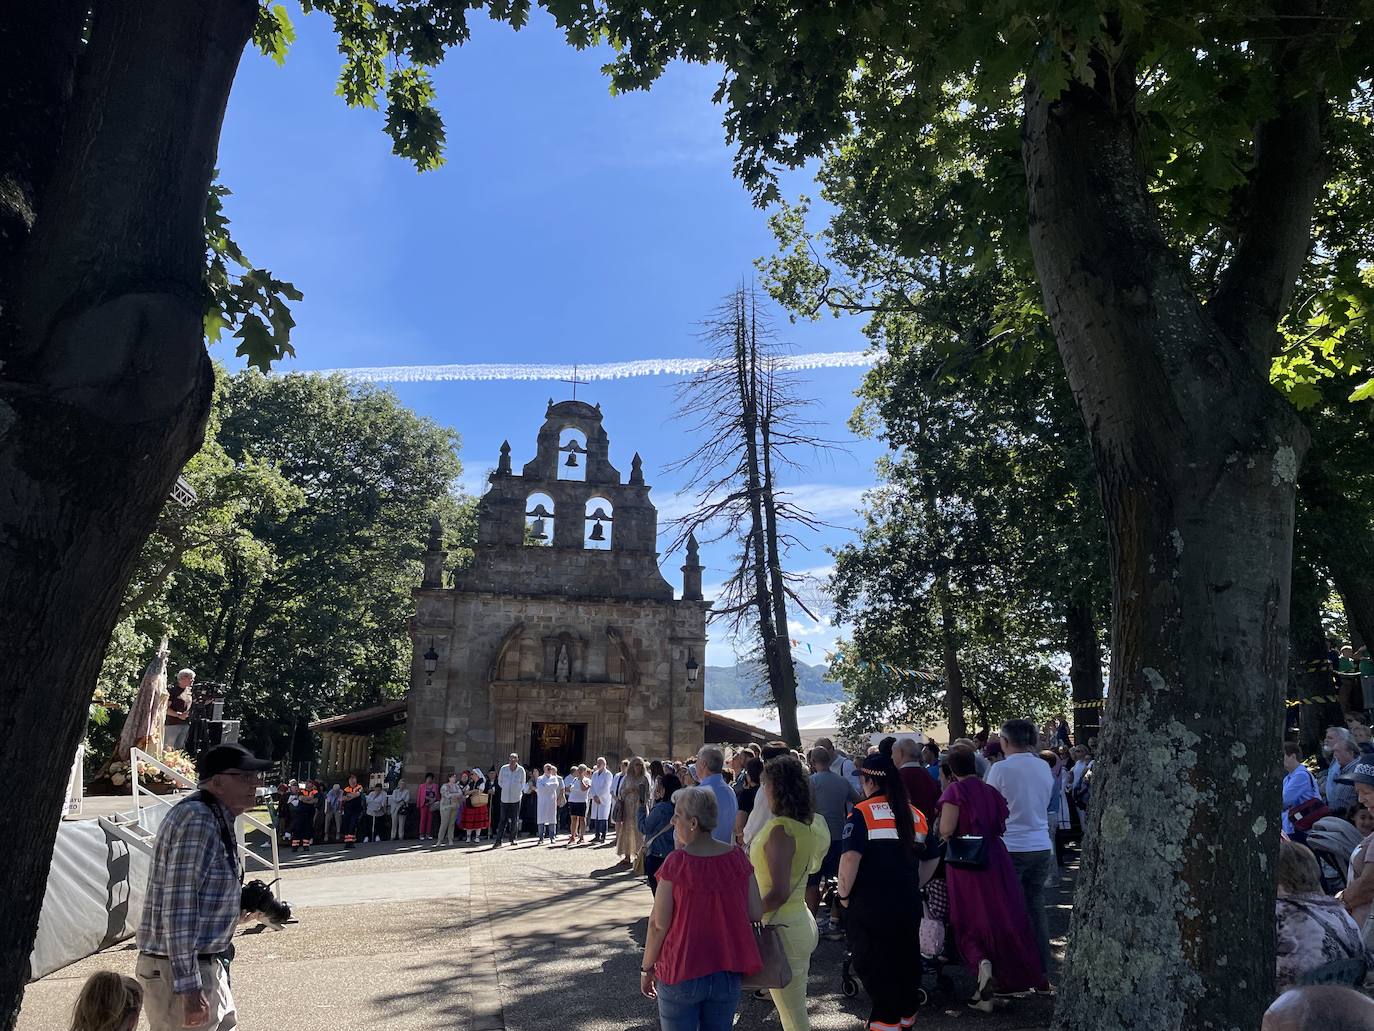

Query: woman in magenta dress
[937,745,1047,1009]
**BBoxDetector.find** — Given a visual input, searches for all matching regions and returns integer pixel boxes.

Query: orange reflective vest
[854,795,928,843]
[299,787,319,806]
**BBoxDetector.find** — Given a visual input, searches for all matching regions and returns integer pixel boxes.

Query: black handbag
[945,835,988,869]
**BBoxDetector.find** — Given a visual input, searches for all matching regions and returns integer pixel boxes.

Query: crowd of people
[73,714,1374,1031]
[624,722,1079,1031]
[1274,719,1374,995]
[269,753,657,853]
[257,723,1086,1029]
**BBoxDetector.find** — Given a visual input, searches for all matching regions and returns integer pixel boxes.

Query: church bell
[531,517,547,540]
[589,520,605,542]
[565,451,579,468]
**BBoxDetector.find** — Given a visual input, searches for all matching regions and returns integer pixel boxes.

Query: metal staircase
[102,749,281,894]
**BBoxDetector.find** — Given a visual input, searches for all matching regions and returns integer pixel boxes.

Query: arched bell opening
[525,492,555,546]
[557,428,588,482]
[584,497,613,550]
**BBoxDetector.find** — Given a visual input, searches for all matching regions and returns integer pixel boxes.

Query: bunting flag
[804,645,940,683]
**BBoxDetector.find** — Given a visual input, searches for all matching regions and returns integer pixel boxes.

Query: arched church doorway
[530,720,587,774]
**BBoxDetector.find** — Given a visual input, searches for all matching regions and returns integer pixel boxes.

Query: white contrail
[307,350,877,384]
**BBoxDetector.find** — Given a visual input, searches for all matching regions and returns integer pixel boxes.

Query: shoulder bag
[742,919,793,991]
[742,844,808,991]
[1288,770,1331,832]
[634,821,674,875]
[945,834,988,869]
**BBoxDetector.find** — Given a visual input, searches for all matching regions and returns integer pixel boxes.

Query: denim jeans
[1008,849,1053,977]
[656,971,741,1031]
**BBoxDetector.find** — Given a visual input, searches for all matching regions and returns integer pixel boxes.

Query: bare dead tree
[668,284,839,746]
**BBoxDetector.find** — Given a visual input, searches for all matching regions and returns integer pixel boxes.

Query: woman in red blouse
[640,786,764,1030]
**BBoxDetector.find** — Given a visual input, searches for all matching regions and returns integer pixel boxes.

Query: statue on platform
[555,642,571,683]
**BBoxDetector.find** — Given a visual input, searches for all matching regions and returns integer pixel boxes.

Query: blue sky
[216,6,884,665]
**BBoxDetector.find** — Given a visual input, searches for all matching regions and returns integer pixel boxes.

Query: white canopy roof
[711,703,947,750]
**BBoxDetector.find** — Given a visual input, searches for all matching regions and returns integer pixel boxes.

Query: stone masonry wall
[406,588,707,777]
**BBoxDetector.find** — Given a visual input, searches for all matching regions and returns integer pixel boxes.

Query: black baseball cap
[1336,760,1374,787]
[196,743,272,780]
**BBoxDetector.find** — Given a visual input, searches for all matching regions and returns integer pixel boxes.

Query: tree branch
[1209,17,1327,367]
[0,0,85,295]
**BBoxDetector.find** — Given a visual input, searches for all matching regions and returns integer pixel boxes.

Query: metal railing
[129,748,281,893]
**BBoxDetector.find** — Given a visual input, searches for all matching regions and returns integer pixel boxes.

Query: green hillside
[704,661,843,710]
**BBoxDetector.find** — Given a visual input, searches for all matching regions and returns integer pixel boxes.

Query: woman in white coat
[535,764,564,844]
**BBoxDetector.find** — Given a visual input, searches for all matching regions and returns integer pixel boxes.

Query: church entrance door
[529,721,587,774]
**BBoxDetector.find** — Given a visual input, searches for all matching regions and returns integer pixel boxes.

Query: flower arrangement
[107,748,197,789]
[158,748,197,781]
[107,759,132,787]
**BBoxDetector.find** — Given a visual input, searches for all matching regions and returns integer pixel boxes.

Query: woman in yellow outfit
[750,753,832,1030]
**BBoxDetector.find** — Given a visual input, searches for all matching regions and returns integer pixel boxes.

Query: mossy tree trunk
[1027,46,1321,1031]
[0,3,255,1025]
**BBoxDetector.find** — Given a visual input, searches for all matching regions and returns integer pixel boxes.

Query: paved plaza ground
[20,824,1067,1030]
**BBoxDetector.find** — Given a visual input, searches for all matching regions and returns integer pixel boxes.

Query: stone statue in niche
[555,642,571,683]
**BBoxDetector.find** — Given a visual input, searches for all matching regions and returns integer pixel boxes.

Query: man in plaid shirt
[136,743,270,1030]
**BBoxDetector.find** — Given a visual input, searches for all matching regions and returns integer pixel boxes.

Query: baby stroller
[909,852,959,1000]
[1307,817,1362,895]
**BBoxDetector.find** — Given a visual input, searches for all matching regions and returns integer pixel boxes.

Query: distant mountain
[704,661,844,711]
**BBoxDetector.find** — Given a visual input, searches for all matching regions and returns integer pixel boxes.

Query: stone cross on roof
[560,365,589,401]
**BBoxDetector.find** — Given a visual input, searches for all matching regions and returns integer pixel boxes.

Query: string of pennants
[789,639,942,683]
[785,643,1366,710]
[790,639,1106,701]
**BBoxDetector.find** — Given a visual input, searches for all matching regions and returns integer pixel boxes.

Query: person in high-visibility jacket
[340,775,366,849]
[836,754,929,1031]
[292,780,320,852]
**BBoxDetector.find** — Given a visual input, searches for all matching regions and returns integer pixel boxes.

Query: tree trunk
[734,297,799,746]
[1332,565,1374,667]
[759,370,801,748]
[0,3,255,1025]
[1026,52,1319,1030]
[936,581,967,742]
[1290,550,1338,755]
[1299,453,1374,709]
[1065,599,1105,746]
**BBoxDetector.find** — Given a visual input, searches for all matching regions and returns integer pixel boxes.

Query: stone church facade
[405,399,708,777]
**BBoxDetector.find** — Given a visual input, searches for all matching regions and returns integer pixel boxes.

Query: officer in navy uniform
[292,779,320,852]
[340,775,365,849]
[837,754,929,1031]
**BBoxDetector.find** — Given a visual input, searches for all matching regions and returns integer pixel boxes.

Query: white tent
[712,703,947,750]
[710,703,843,749]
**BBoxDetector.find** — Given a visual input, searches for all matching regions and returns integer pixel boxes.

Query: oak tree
[522,2,1374,1026]
[2,2,508,1021]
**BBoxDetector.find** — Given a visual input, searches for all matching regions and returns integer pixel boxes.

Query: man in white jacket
[494,753,526,847]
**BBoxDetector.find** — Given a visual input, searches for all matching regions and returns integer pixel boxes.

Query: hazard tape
[1299,659,1368,677]
[1287,694,1344,707]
